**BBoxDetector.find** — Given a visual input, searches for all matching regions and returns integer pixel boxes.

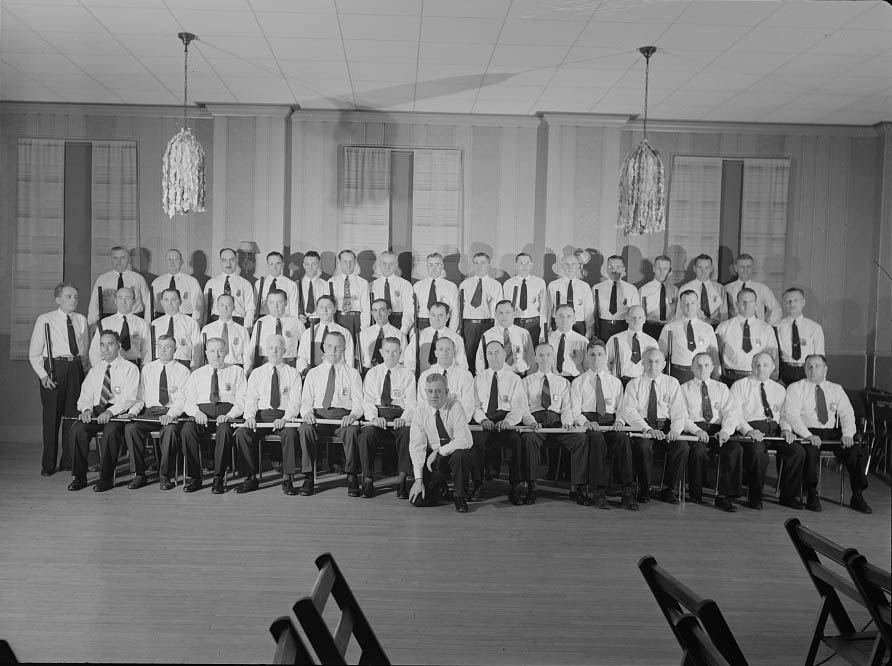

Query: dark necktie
[381,369,392,406]
[791,320,801,360]
[701,381,713,422]
[760,382,773,420]
[428,330,439,366]
[631,333,641,364]
[427,280,437,310]
[541,375,551,410]
[100,365,113,408]
[166,316,174,339]
[159,365,169,406]
[700,283,710,319]
[556,334,566,374]
[686,320,696,352]
[66,314,78,355]
[120,316,131,351]
[384,278,391,308]
[168,275,176,292]
[307,281,316,314]
[221,323,229,351]
[566,280,574,308]
[470,278,483,308]
[318,325,328,360]
[595,374,606,415]
[646,379,658,424]
[270,366,280,409]
[519,278,528,311]
[322,364,336,409]
[275,318,282,336]
[117,272,125,290]
[210,368,220,404]
[659,283,667,321]
[435,409,450,446]
[487,372,499,416]
[742,320,752,353]
[503,328,514,366]
[609,281,618,315]
[224,276,231,296]
[343,276,352,310]
[815,384,828,425]
[372,327,384,365]
[270,278,277,294]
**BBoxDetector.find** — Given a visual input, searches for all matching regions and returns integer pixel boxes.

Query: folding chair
[292,553,390,665]
[844,553,892,666]
[675,615,735,666]
[785,517,881,666]
[637,555,748,666]
[269,616,314,665]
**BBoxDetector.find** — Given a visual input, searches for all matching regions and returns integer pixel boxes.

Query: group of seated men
[29,245,871,515]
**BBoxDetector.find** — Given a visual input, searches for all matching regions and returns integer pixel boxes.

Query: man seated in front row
[298,331,364,497]
[782,354,872,514]
[359,337,417,498]
[408,373,472,513]
[123,334,191,490]
[680,353,742,511]
[235,335,303,495]
[180,338,247,494]
[68,331,139,492]
[571,341,638,510]
[619,348,688,505]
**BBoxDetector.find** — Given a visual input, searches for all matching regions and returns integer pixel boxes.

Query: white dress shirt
[473,368,528,425]
[783,379,856,438]
[77,356,140,415]
[299,360,363,418]
[475,324,535,375]
[547,277,594,335]
[777,316,825,366]
[245,315,305,369]
[256,274,299,318]
[503,275,549,331]
[409,398,473,478]
[183,364,247,418]
[607,329,659,379]
[522,371,573,424]
[243,362,302,420]
[680,378,740,436]
[546,329,589,377]
[201,319,250,365]
[151,314,201,364]
[639,279,678,322]
[716,316,777,372]
[620,374,687,435]
[658,319,719,367]
[362,364,417,424]
[459,275,503,319]
[570,369,625,425]
[730,376,787,434]
[418,364,477,422]
[204,273,257,328]
[130,359,191,416]
[403,326,468,373]
[358,323,406,369]
[151,272,203,322]
[88,269,151,325]
[328,273,371,326]
[295,322,355,372]
[371,275,414,333]
[593,279,640,321]
[413,277,459,329]
[89,313,151,367]
[724,280,781,324]
[296,275,331,318]
[679,279,728,323]
[29,309,90,379]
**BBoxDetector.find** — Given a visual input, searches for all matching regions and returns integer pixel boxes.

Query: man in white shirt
[593,255,640,342]
[298,331,364,497]
[88,246,151,326]
[639,254,677,340]
[459,252,502,373]
[67,330,139,492]
[620,348,689,505]
[295,295,354,374]
[256,251,299,318]
[201,294,250,367]
[658,290,719,383]
[123,334,191,490]
[571,341,637,510]
[680,353,742,511]
[503,252,548,345]
[328,249,370,346]
[475,300,535,376]
[203,248,257,328]
[679,253,727,326]
[782,354,871,514]
[89,287,151,368]
[358,299,405,371]
[180,337,248,494]
[295,251,329,327]
[418,337,476,423]
[245,289,304,372]
[470,341,528,502]
[730,352,804,509]
[404,302,467,375]
[151,248,202,323]
[151,288,201,369]
[716,287,778,385]
[30,282,89,476]
[723,254,781,324]
[547,252,594,338]
[235,335,303,495]
[413,252,459,332]
[408,373,472,513]
[370,251,413,334]
[547,305,589,379]
[776,287,825,385]
[359,338,417,499]
[606,305,658,388]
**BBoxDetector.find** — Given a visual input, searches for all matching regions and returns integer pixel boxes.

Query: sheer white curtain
[91,140,139,276]
[740,158,791,296]
[340,146,391,255]
[666,156,723,282]
[411,148,462,279]
[11,139,66,359]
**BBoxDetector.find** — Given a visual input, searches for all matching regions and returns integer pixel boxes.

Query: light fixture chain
[182,37,189,130]
[643,51,650,139]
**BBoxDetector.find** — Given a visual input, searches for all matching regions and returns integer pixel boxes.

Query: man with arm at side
[89,287,151,368]
[658,290,720,384]
[151,288,202,369]
[88,246,152,326]
[715,287,778,386]
[606,305,658,388]
[592,255,640,341]
[203,248,257,328]
[404,302,467,375]
[776,287,825,386]
[200,294,250,367]
[679,253,727,326]
[547,252,594,338]
[639,254,677,340]
[459,252,502,373]
[413,253,459,332]
[723,254,782,324]
[256,251,299,318]
[151,248,203,323]
[503,252,549,345]
[359,299,406,372]
[370,251,414,334]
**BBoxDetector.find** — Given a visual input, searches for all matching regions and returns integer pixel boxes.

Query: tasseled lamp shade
[617,138,665,236]
[162,127,207,218]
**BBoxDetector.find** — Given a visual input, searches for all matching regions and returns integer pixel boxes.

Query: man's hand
[272,418,287,431]
[80,410,93,424]
[481,419,494,431]
[393,418,406,429]
[717,431,729,445]
[96,410,113,425]
[408,478,425,503]
[696,430,709,443]
[372,417,387,429]
[194,412,208,426]
[782,429,795,444]
[245,416,257,431]
[807,435,822,448]
[304,412,317,425]
[611,421,623,432]
[160,414,175,426]
[495,421,513,432]
[41,376,57,390]
[648,428,665,440]
[341,414,357,428]
[746,429,764,442]
[426,450,438,471]
[216,414,231,426]
[842,435,854,449]
[585,420,601,432]
[667,430,679,442]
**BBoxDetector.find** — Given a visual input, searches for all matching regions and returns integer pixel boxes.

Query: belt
[782,361,804,367]
[463,318,491,324]
[52,355,77,361]
[724,368,750,376]
[515,316,539,323]
[599,317,624,324]
[670,363,692,370]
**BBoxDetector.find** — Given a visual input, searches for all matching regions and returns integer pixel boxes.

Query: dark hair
[267,251,284,261]
[54,281,78,298]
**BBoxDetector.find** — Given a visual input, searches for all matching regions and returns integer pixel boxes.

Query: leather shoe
[159,478,175,491]
[41,469,54,477]
[593,488,610,509]
[748,500,763,510]
[715,496,737,512]
[93,479,113,492]
[659,487,679,505]
[574,486,592,506]
[362,480,375,498]
[128,474,147,490]
[454,497,469,513]
[282,477,297,495]
[508,484,522,505]
[211,476,225,494]
[299,478,315,496]
[88,463,100,473]
[235,477,258,494]
[183,478,202,493]
[621,490,639,511]
[67,477,87,491]
[690,494,704,504]
[850,494,872,514]
[347,475,361,497]
[58,464,72,471]
[806,492,822,512]
[779,496,803,510]
[468,483,484,502]
[524,482,537,505]
[396,479,409,500]
[637,492,651,504]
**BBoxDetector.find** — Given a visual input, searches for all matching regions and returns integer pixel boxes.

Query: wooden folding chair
[784,517,880,666]
[844,553,892,666]
[269,616,314,665]
[637,555,748,666]
[292,553,390,665]
[675,615,735,666]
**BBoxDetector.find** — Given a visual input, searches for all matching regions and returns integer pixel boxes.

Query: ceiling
[1,0,890,125]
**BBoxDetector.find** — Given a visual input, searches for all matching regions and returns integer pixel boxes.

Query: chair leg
[775,457,783,498]
[714,457,721,496]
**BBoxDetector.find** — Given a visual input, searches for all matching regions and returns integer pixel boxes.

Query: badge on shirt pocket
[606,397,614,407]
[224,383,232,392]
[236,289,242,297]
[170,386,178,394]
[662,392,670,404]
[394,289,401,298]
[179,337,188,347]
[500,394,509,402]
[713,401,720,410]
[114,386,122,394]
[697,337,706,348]
[392,388,403,398]
[232,337,240,347]
[285,330,292,338]
[182,291,189,300]
[282,386,289,395]
[829,402,838,413]
[754,339,762,349]
[341,387,350,397]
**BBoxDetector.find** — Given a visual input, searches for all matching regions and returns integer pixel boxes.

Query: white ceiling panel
[86,6,182,34]
[170,10,261,36]
[254,11,342,38]
[563,47,640,71]
[339,13,421,42]
[421,17,505,44]
[424,0,511,19]
[807,29,891,56]
[342,39,417,62]
[841,2,892,30]
[676,1,777,26]
[771,54,866,80]
[279,59,349,79]
[767,1,873,28]
[335,0,420,15]
[549,67,628,88]
[266,37,345,61]
[484,67,557,86]
[418,42,494,65]
[730,27,829,54]
[656,23,751,51]
[498,18,587,45]
[249,0,334,11]
[489,44,569,67]
[350,61,417,81]
[593,1,690,24]
[575,21,669,48]
[4,4,106,31]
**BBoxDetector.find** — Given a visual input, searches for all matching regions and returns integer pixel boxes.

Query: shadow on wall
[132,247,158,288]
[190,250,210,290]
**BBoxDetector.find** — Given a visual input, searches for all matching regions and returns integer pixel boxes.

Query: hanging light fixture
[617,45,665,236]
[162,31,207,218]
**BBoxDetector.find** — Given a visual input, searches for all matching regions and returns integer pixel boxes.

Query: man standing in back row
[88,246,151,326]
[503,252,549,346]
[151,248,203,323]
[204,248,257,328]
[592,255,639,342]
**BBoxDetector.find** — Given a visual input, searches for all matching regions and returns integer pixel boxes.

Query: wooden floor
[0,439,889,665]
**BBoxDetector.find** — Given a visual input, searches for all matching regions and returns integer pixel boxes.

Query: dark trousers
[643,322,665,340]
[40,358,84,472]
[721,369,750,387]
[805,428,869,495]
[514,318,541,346]
[582,412,633,489]
[690,422,743,498]
[598,319,627,341]
[520,410,587,485]
[181,403,235,478]
[123,406,180,478]
[411,447,471,506]
[70,416,126,483]
[552,320,586,337]
[298,408,360,476]
[388,313,403,329]
[234,409,298,476]
[669,363,694,383]
[335,312,361,353]
[462,319,493,374]
[631,419,689,491]
[741,420,777,502]
[779,363,806,385]
[416,317,430,332]
[471,411,521,485]
[358,426,411,477]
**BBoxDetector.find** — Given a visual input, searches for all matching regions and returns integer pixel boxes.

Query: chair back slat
[333,608,355,655]
[676,615,733,666]
[310,563,337,614]
[269,616,314,665]
[845,553,892,663]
